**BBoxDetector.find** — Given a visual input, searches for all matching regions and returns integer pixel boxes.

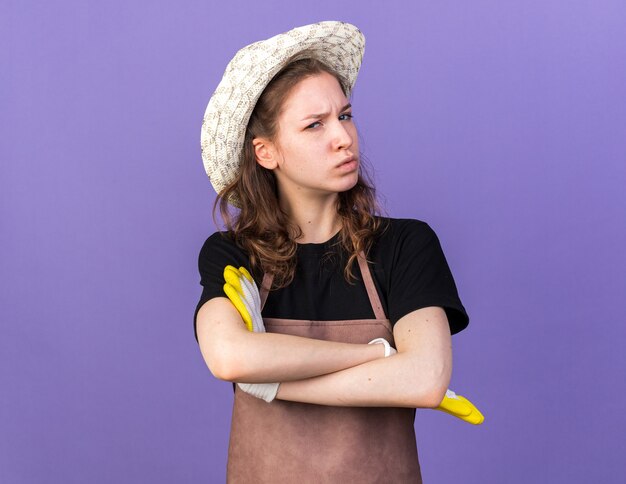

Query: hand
[222,265,279,402]
[434,389,485,425]
[223,265,265,333]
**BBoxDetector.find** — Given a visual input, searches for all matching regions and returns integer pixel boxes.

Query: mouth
[337,156,358,171]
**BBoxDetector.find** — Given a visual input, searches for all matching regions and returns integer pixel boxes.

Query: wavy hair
[213,52,387,289]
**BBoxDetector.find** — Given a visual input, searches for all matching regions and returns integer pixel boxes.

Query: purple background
[2,1,625,482]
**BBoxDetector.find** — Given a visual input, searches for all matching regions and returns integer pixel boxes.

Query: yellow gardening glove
[435,389,485,425]
[222,265,278,403]
[223,265,265,333]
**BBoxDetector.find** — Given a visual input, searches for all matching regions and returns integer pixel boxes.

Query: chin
[336,176,359,193]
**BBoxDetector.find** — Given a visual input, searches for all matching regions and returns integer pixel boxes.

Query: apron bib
[226,254,422,483]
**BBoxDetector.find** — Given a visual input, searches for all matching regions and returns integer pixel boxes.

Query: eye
[305,113,354,130]
[306,121,322,129]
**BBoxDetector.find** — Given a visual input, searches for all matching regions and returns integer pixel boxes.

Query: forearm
[199,298,386,383]
[223,331,385,383]
[275,350,449,409]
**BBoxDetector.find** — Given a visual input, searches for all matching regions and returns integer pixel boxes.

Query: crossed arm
[196,297,451,408]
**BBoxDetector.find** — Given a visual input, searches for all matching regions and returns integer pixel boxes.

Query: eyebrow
[301,103,352,121]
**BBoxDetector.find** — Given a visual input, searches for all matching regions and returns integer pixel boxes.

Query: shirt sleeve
[388,220,470,335]
[193,231,251,342]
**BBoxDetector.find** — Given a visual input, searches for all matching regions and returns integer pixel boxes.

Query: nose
[331,119,354,151]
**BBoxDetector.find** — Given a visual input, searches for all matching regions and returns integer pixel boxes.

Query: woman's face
[258,71,360,202]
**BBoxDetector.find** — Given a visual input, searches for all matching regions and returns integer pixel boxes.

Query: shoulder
[369,216,448,281]
[373,216,438,253]
[197,230,252,273]
[371,217,470,334]
[375,216,434,235]
[199,230,245,256]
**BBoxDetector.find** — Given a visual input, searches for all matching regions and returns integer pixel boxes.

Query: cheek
[348,126,359,145]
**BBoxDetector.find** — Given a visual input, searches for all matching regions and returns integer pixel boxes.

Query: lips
[337,156,358,172]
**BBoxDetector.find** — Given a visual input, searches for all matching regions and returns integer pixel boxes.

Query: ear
[252,137,279,170]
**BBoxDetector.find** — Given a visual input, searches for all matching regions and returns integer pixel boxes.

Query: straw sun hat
[200,20,366,207]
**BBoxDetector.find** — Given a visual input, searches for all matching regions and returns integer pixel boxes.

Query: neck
[279,192,342,244]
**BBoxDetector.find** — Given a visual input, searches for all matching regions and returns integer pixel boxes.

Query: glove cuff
[368,337,395,357]
[238,382,280,403]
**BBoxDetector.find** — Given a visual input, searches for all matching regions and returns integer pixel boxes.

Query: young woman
[194,21,483,483]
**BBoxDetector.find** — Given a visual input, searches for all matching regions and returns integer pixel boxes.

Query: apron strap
[259,272,274,311]
[259,251,387,320]
[357,251,387,320]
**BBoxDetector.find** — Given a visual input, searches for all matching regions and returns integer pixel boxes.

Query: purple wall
[2,1,625,482]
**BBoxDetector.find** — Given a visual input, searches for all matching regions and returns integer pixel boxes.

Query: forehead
[281,72,347,115]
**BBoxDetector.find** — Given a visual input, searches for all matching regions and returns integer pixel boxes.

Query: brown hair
[213,52,387,289]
